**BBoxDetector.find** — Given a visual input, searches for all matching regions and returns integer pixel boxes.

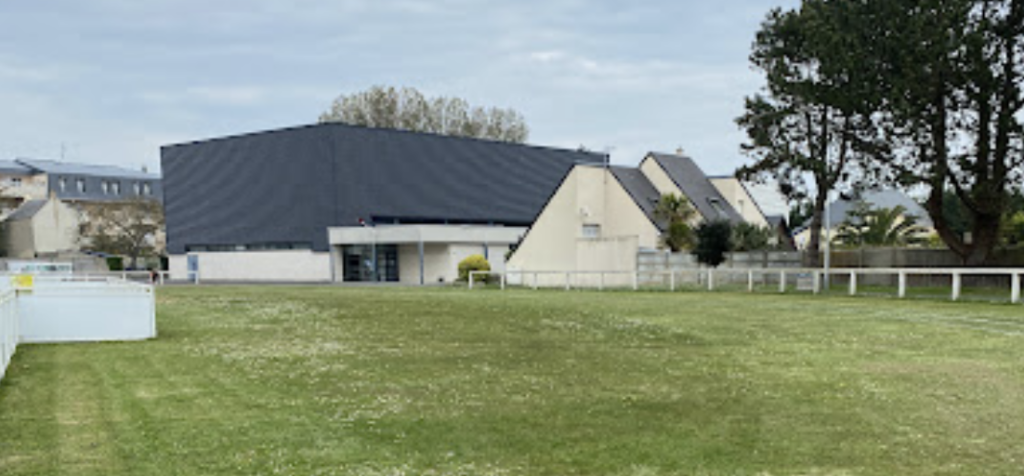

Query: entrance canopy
[328,224,527,246]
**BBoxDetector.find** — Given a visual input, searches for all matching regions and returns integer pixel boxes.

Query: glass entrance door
[341,245,399,282]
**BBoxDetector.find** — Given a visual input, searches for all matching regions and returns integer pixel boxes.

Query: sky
[0,0,799,196]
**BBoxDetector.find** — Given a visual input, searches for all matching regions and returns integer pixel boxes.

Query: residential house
[0,159,162,258]
[792,190,934,249]
[506,152,748,284]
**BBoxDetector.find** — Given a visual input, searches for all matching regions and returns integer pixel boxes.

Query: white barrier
[470,268,1024,304]
[17,280,156,344]
[0,287,16,382]
[0,277,156,385]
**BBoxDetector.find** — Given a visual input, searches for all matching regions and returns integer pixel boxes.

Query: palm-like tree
[654,194,697,252]
[835,203,927,247]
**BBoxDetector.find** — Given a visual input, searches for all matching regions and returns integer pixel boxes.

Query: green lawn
[3,287,1024,475]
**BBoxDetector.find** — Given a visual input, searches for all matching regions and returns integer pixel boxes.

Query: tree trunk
[805,189,829,267]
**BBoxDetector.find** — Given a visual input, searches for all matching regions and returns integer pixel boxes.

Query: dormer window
[101,181,109,195]
[142,182,152,195]
[133,182,141,195]
[76,178,86,193]
[59,177,68,192]
[111,181,121,195]
[708,198,728,218]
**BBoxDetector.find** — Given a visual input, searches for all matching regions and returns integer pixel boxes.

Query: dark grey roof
[766,215,787,229]
[15,158,158,180]
[647,153,744,224]
[798,190,933,231]
[609,166,664,231]
[161,123,606,254]
[6,200,47,221]
[0,160,33,176]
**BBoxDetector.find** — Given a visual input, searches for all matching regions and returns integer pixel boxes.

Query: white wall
[18,282,155,343]
[509,166,660,275]
[710,177,770,228]
[31,199,80,255]
[169,251,332,282]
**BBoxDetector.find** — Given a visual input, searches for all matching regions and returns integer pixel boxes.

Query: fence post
[599,272,604,291]
[500,273,506,291]
[707,269,715,291]
[898,272,907,298]
[533,272,539,290]
[670,272,675,292]
[1012,273,1021,304]
[565,272,571,291]
[469,273,474,290]
[952,272,962,301]
[633,271,639,291]
[748,270,754,293]
[849,272,857,296]
[779,271,786,293]
[812,272,821,295]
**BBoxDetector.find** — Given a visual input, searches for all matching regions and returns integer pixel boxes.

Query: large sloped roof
[15,158,158,180]
[161,122,606,254]
[647,153,744,224]
[609,166,664,231]
[0,160,33,176]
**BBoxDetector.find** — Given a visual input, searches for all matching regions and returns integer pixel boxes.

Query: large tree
[78,198,165,270]
[872,0,1024,264]
[737,1,888,265]
[319,86,529,143]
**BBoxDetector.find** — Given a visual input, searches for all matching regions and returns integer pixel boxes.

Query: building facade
[161,123,603,283]
[507,152,751,284]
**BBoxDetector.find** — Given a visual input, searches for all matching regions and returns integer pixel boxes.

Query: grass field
[3,287,1024,475]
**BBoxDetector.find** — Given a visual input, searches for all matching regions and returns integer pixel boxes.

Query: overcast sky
[0,0,799,182]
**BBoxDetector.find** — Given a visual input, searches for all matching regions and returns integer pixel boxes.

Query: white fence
[471,268,1024,304]
[0,277,156,386]
[0,286,16,382]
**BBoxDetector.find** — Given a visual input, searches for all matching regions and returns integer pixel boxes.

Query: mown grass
[2,286,1024,475]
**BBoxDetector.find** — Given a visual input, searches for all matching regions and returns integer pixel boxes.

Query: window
[142,182,152,195]
[101,181,109,195]
[582,224,601,239]
[111,181,121,195]
[59,177,68,192]
[76,178,86,193]
[10,177,21,187]
[708,198,728,218]
[133,182,141,195]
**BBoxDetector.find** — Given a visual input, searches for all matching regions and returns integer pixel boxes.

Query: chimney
[675,147,685,156]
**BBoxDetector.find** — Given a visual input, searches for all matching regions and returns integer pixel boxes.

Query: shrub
[693,221,733,267]
[106,256,124,271]
[458,254,491,282]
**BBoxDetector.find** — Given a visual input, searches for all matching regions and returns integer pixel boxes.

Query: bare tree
[319,86,530,143]
[78,198,164,269]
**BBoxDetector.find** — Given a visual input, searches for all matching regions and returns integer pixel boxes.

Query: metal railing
[469,268,1024,304]
[0,270,170,285]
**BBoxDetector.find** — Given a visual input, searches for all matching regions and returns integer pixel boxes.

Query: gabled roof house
[506,152,748,279]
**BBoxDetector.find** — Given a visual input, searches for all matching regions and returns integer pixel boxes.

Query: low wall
[169,251,333,282]
[0,278,156,385]
[17,280,156,343]
[0,290,16,382]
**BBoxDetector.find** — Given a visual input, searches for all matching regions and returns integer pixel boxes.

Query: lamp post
[823,193,832,290]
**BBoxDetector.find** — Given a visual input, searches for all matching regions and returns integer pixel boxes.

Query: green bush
[694,220,733,267]
[458,254,491,282]
[106,256,124,271]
